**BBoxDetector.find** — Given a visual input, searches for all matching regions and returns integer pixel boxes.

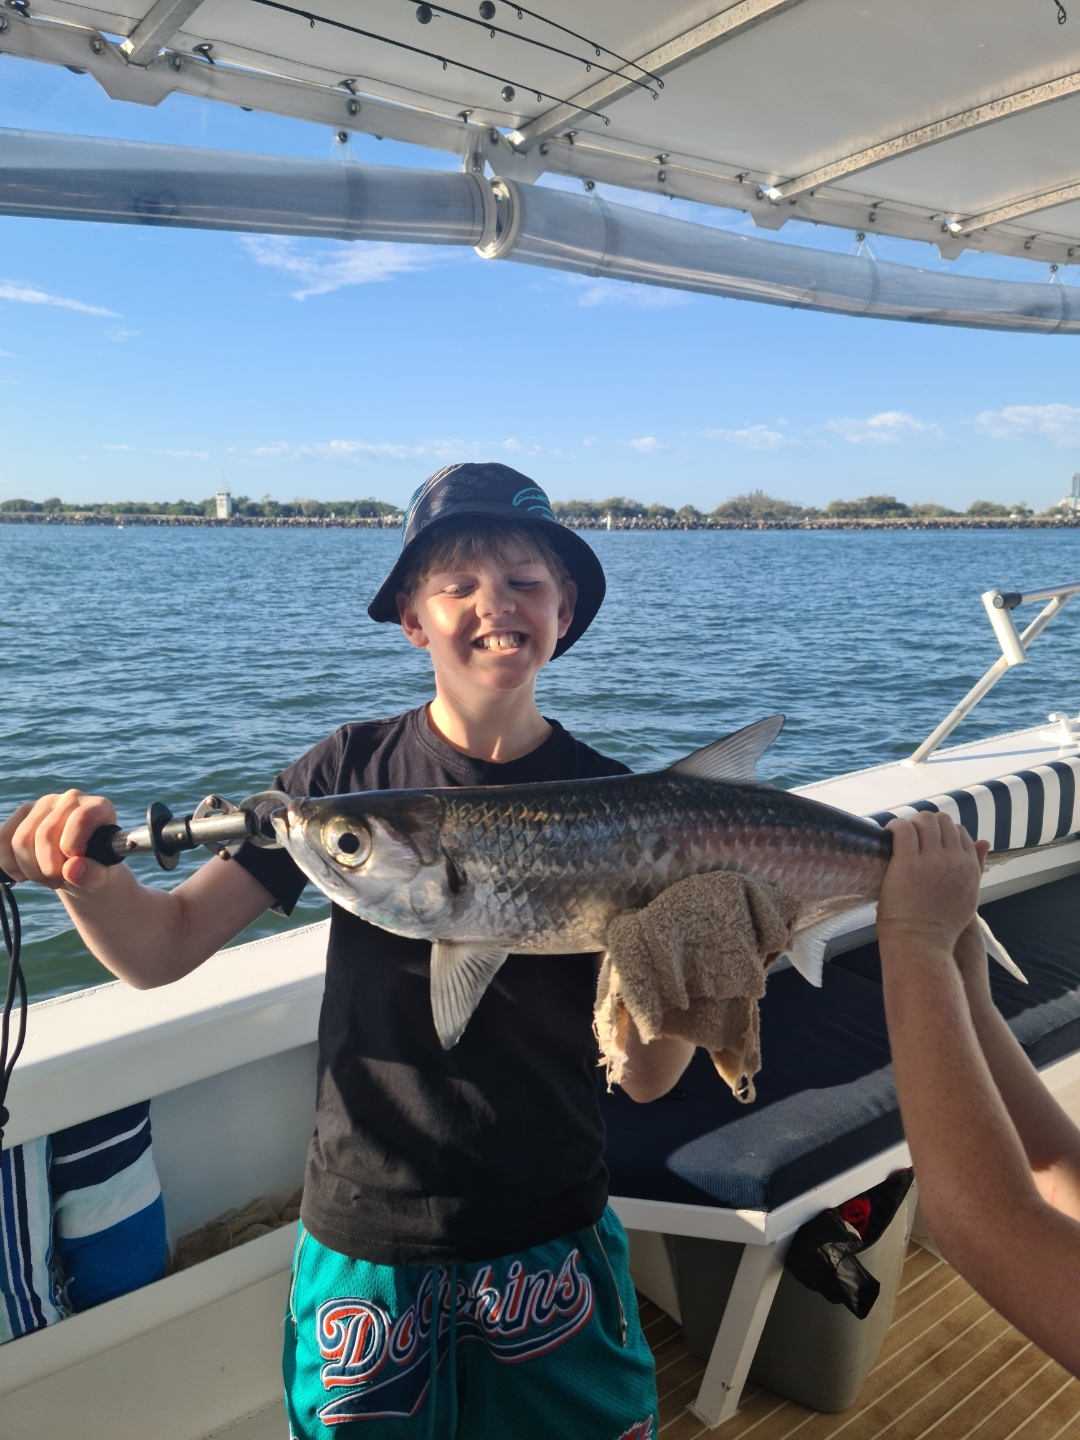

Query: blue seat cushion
[602,872,1080,1214]
[601,964,900,1212]
[834,873,1080,1069]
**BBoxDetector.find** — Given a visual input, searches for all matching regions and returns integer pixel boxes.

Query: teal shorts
[283,1205,658,1439]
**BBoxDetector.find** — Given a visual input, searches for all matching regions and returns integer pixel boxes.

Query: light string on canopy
[248,0,615,121]
[404,0,659,100]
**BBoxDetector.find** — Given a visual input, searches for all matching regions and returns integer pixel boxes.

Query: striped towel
[0,1138,66,1343]
[50,1100,168,1312]
[869,755,1080,851]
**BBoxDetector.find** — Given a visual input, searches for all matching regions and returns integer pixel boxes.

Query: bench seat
[601,872,1080,1213]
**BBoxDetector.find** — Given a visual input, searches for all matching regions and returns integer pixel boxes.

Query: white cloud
[105,326,140,342]
[149,448,210,460]
[702,424,792,450]
[972,404,1080,447]
[104,443,136,452]
[240,236,434,299]
[568,275,689,309]
[250,437,530,463]
[629,436,666,452]
[825,411,946,446]
[0,280,118,317]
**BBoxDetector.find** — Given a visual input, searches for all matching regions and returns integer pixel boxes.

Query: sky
[2,55,1080,513]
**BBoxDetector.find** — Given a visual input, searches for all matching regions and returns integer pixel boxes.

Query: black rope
[0,878,27,1155]
[497,1,663,88]
[1055,0,1068,21]
[249,0,613,122]
[399,1,659,99]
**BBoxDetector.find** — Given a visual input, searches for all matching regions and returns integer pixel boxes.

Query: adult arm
[953,921,1080,1220]
[878,813,1080,1376]
[0,789,275,987]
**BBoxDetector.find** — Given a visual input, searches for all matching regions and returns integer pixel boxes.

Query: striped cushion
[50,1101,168,1312]
[868,756,1080,850]
[0,1138,66,1343]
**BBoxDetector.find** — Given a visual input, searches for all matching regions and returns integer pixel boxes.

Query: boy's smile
[399,544,577,696]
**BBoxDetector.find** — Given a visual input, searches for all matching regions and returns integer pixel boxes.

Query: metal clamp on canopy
[906,582,1080,765]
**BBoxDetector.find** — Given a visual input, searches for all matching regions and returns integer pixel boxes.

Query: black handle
[85,824,124,867]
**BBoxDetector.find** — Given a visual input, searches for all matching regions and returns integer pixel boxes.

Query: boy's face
[397,541,577,697]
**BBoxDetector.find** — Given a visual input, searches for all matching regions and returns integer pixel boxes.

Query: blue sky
[3,54,1080,513]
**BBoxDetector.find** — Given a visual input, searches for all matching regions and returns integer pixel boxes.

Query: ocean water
[3,523,1080,1001]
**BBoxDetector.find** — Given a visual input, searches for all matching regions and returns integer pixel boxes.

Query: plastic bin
[667,1189,913,1413]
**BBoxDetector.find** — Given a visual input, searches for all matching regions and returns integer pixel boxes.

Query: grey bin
[670,1191,913,1413]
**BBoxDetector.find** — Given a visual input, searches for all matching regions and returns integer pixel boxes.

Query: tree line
[0,490,1060,520]
[0,495,401,518]
[551,492,1040,521]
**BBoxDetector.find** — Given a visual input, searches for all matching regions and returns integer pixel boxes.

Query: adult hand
[877,811,990,957]
[0,790,119,893]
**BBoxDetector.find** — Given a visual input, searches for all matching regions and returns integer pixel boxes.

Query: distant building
[216,486,233,520]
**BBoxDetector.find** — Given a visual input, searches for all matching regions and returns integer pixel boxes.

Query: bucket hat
[368,463,605,658]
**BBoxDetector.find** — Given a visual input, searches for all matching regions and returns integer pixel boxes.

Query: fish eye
[321,817,372,868]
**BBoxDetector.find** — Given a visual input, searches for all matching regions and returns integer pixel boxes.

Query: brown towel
[595,871,800,1104]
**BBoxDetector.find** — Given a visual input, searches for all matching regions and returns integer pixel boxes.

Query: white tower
[216,486,233,520]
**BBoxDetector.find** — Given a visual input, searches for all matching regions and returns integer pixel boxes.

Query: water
[4,524,1080,1001]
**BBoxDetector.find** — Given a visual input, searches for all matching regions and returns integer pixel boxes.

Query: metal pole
[906,593,1073,764]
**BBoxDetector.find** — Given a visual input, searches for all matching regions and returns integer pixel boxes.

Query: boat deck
[649,1243,1080,1440]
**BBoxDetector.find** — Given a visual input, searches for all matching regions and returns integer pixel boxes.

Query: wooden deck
[645,1243,1080,1440]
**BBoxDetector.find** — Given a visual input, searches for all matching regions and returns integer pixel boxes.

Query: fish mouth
[472,631,527,652]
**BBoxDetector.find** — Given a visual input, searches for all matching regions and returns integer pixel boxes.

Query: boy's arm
[878,813,1080,1375]
[1,790,275,988]
[617,1025,695,1104]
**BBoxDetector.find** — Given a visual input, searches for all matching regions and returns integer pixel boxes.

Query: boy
[0,463,693,1438]
[878,811,1080,1376]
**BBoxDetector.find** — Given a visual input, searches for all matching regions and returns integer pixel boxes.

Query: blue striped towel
[0,1138,66,1343]
[50,1100,168,1312]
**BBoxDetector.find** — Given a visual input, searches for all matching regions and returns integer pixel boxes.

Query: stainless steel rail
[6,129,1080,334]
[907,582,1080,765]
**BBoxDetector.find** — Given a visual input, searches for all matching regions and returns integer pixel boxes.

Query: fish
[271,716,1025,1049]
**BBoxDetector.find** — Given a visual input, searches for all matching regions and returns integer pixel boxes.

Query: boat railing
[907,581,1080,765]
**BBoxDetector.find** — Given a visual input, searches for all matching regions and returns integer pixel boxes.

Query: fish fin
[667,715,785,783]
[784,904,878,986]
[978,916,1028,984]
[430,941,509,1050]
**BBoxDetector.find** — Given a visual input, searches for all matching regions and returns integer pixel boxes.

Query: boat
[3,3,1080,1434]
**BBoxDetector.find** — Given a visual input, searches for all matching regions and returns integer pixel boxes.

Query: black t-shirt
[235,706,630,1266]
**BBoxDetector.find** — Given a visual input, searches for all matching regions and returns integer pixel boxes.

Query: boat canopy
[7,1,1080,327]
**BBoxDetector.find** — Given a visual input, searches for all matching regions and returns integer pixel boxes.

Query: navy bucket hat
[368,463,606,658]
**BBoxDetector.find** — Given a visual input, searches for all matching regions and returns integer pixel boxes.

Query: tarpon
[271,716,1024,1049]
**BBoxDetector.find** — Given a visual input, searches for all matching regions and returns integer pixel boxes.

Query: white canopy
[7,0,1080,268]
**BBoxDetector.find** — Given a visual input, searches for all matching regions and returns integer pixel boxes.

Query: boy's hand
[877,812,990,956]
[0,790,119,893]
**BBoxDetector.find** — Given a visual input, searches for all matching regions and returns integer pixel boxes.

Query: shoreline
[2,512,1079,531]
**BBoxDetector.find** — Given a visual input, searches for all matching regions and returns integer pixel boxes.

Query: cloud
[825,411,946,446]
[105,326,140,342]
[240,236,435,299]
[0,280,118,316]
[104,443,136,452]
[701,424,792,450]
[629,436,666,452]
[567,275,690,309]
[149,448,210,460]
[972,404,1080,447]
[250,437,529,463]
